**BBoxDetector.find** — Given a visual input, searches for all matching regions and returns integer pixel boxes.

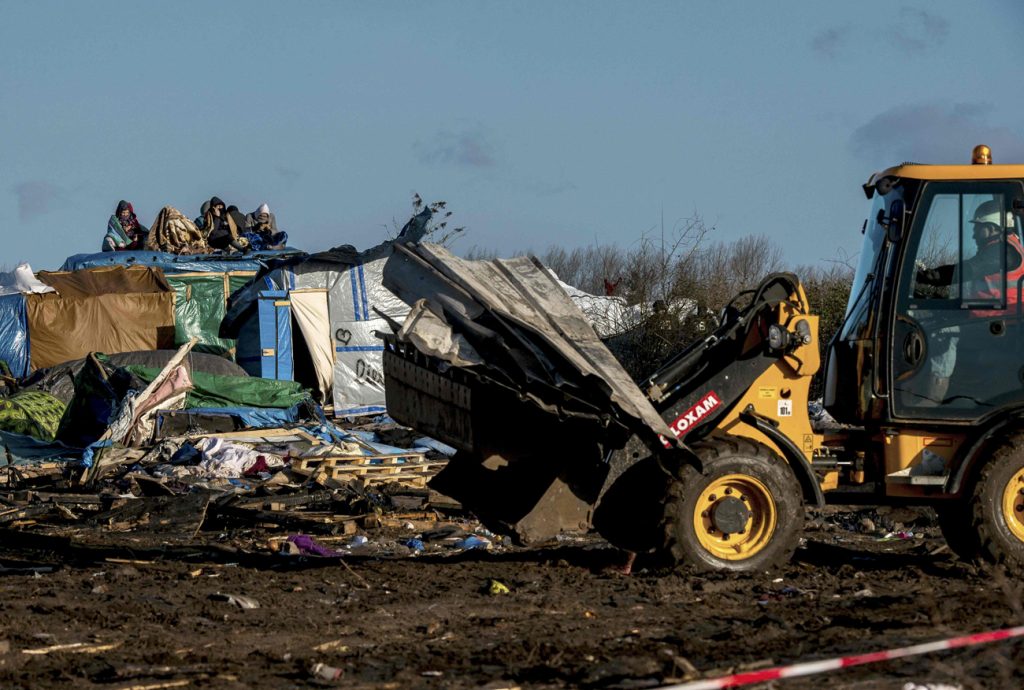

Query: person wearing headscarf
[242,202,288,250]
[102,200,149,252]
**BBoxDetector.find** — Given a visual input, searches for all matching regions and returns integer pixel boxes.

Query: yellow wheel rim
[1001,467,1024,543]
[693,474,777,561]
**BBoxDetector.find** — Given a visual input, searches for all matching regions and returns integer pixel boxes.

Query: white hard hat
[970,200,1011,227]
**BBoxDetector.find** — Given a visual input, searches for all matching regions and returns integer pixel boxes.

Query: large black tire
[969,436,1024,570]
[661,434,804,573]
[936,500,981,562]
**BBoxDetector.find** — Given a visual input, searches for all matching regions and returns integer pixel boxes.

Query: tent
[222,209,431,416]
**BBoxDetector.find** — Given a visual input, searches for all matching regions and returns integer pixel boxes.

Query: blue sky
[2,1,1023,271]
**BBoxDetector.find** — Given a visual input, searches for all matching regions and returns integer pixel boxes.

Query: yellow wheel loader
[380,145,1024,572]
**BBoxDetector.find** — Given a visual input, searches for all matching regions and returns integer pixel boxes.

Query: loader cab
[825,153,1024,426]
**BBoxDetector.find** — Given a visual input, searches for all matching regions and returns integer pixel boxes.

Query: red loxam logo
[660,391,721,447]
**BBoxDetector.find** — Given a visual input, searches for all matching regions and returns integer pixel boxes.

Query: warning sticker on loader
[758,387,776,399]
[777,399,793,417]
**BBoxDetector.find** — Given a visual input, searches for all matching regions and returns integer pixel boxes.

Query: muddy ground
[0,506,1022,690]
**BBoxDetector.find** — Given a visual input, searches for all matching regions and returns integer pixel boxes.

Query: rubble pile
[0,336,510,569]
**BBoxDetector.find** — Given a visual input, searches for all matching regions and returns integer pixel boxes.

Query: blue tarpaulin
[60,249,304,275]
[0,430,81,463]
[154,404,304,433]
[0,295,30,378]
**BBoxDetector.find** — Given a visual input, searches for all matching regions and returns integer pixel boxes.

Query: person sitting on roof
[242,203,288,251]
[102,200,149,252]
[200,196,248,252]
[194,200,211,229]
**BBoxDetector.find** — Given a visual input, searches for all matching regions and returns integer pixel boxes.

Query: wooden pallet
[291,452,427,474]
[323,462,446,478]
[289,452,448,488]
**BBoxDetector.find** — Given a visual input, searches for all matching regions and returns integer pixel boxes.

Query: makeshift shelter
[61,249,301,359]
[222,209,431,416]
[11,266,176,372]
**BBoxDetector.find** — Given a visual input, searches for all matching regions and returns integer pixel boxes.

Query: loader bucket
[381,243,676,544]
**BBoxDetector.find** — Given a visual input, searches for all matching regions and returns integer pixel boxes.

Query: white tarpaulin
[330,317,390,415]
[0,263,56,297]
[290,290,334,399]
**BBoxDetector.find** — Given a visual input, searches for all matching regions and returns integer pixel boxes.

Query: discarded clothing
[168,437,284,479]
[240,229,288,252]
[287,534,345,558]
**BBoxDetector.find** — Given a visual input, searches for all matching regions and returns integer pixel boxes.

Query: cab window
[893,181,1024,419]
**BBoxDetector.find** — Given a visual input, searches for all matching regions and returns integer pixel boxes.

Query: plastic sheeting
[21,350,248,406]
[165,273,249,357]
[289,290,334,399]
[60,249,304,274]
[155,404,303,435]
[0,263,55,297]
[123,365,308,409]
[0,295,30,377]
[36,265,172,297]
[0,430,81,463]
[332,318,388,416]
[328,260,401,416]
[55,355,146,448]
[330,258,409,321]
[26,292,176,371]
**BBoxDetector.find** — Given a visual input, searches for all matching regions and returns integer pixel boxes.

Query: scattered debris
[22,641,122,655]
[210,593,261,610]
[310,662,344,681]
[487,579,510,595]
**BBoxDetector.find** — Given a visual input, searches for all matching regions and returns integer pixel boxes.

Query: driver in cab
[909,200,1024,406]
[916,200,1024,303]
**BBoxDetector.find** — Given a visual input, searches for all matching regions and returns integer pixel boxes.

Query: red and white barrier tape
[659,625,1024,689]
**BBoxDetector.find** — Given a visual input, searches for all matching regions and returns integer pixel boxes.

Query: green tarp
[124,366,309,409]
[167,273,255,358]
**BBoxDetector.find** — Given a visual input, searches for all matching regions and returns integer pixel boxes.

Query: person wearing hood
[242,202,288,250]
[201,196,245,251]
[102,200,149,252]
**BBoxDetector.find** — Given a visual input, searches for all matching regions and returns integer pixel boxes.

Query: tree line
[467,214,854,394]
